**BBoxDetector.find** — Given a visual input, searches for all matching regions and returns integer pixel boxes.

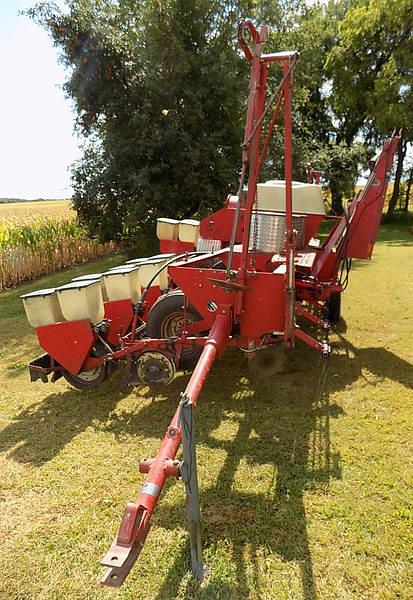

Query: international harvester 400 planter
[21,21,399,587]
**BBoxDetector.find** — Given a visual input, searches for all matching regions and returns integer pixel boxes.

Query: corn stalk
[0,218,117,289]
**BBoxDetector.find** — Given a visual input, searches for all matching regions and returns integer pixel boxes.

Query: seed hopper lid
[21,287,57,299]
[139,257,167,266]
[102,266,139,277]
[71,273,102,281]
[106,264,140,271]
[179,219,200,226]
[125,255,170,264]
[125,259,146,265]
[157,217,180,224]
[149,253,176,260]
[56,280,100,292]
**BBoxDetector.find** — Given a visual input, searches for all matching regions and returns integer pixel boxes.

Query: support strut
[180,394,204,579]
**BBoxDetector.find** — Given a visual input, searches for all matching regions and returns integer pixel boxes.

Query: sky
[0,2,407,199]
[0,1,80,199]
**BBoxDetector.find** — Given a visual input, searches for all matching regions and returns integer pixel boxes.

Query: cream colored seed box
[179,219,200,244]
[56,280,104,325]
[102,266,141,304]
[150,253,176,260]
[126,254,175,267]
[139,258,169,290]
[71,273,109,301]
[233,180,326,215]
[21,288,64,328]
[156,218,180,241]
[125,257,151,265]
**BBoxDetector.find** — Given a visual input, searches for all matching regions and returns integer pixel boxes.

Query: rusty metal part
[206,277,251,292]
[135,350,176,386]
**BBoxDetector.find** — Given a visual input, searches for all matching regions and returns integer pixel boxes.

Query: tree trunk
[385,137,407,222]
[404,167,413,212]
[331,187,344,215]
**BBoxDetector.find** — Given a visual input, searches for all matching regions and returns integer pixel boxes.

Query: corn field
[0,217,117,289]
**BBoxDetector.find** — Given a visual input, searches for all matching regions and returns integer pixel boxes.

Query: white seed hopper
[102,265,141,304]
[56,280,105,325]
[179,219,200,244]
[139,257,169,290]
[71,273,109,301]
[156,218,180,241]
[21,288,65,328]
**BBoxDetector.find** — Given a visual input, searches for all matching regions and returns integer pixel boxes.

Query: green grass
[0,224,412,599]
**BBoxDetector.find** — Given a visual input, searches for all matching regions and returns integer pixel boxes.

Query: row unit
[156,181,325,244]
[21,253,175,329]
[156,218,200,243]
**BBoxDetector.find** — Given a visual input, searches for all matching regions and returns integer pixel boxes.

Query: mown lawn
[0,224,412,599]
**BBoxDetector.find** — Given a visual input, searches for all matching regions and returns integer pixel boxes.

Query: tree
[325,0,413,219]
[29,0,251,247]
[311,141,367,214]
[30,0,407,237]
[255,1,367,214]
[403,165,413,213]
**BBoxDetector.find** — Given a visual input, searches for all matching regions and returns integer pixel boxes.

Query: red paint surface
[36,320,95,375]
[104,299,134,346]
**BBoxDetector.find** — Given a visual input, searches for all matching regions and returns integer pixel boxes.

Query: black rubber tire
[146,291,205,370]
[62,363,108,390]
[327,292,341,324]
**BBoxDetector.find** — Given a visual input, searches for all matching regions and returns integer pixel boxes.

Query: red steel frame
[100,312,231,585]
[25,20,400,587]
[100,21,306,586]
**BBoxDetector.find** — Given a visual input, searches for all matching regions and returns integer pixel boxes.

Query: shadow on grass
[99,339,411,599]
[1,336,411,598]
[0,377,128,466]
[120,348,341,599]
[376,222,413,247]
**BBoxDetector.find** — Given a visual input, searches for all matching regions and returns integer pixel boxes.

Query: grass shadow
[101,346,345,599]
[0,377,128,466]
[1,329,411,595]
[101,334,412,599]
[376,222,413,247]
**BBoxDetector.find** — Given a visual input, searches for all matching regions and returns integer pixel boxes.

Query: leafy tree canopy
[29,0,254,246]
[28,0,412,241]
[325,0,413,217]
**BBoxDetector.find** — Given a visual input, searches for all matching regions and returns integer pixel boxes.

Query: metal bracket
[100,505,150,587]
[179,393,205,581]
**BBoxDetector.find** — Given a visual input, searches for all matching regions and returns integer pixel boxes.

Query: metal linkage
[100,410,182,587]
[100,312,231,586]
[313,133,400,278]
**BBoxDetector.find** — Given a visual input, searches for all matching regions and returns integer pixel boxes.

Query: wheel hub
[77,366,103,382]
[135,351,176,386]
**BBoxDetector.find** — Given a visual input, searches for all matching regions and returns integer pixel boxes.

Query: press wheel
[248,347,286,379]
[62,364,108,390]
[146,291,205,370]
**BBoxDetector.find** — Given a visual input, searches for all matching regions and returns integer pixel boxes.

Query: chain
[316,354,330,403]
[251,184,259,271]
